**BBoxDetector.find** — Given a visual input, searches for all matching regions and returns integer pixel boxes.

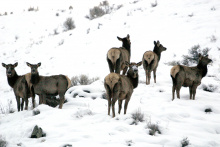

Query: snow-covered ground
[0,0,220,146]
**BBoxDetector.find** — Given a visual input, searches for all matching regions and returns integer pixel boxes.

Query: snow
[0,0,220,146]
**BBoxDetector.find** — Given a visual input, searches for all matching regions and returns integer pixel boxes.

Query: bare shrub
[210,35,217,43]
[4,12,7,15]
[71,75,99,86]
[28,7,38,11]
[151,0,158,7]
[69,6,73,10]
[201,84,217,92]
[0,100,14,114]
[182,45,211,66]
[211,6,216,11]
[147,121,161,136]
[86,1,112,20]
[131,109,144,125]
[181,137,190,147]
[165,60,180,66]
[54,28,59,35]
[0,135,7,147]
[63,17,75,31]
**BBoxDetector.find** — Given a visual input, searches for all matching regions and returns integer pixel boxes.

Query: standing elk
[104,61,142,117]
[142,40,167,85]
[170,54,212,100]
[107,34,131,75]
[26,62,71,109]
[2,62,35,111]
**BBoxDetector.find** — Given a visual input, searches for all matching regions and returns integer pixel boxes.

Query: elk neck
[153,46,161,61]
[122,42,131,55]
[7,71,20,88]
[197,61,208,78]
[31,72,40,84]
[127,72,139,89]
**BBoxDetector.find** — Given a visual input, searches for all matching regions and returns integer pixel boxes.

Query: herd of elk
[2,35,213,117]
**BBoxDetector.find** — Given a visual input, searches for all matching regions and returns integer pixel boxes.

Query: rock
[30,125,46,138]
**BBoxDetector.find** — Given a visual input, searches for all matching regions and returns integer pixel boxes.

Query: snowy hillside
[0,0,220,146]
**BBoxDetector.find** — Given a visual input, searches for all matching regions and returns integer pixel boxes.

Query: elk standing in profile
[2,62,35,111]
[142,40,167,85]
[107,34,131,75]
[170,54,212,100]
[104,61,142,117]
[26,62,71,109]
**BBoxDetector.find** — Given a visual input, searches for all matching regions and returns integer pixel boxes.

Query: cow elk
[104,61,142,117]
[2,62,35,111]
[170,54,212,100]
[142,40,167,85]
[26,62,71,109]
[107,34,131,75]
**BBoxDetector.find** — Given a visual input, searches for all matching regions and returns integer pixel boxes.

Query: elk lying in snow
[170,54,212,100]
[2,62,35,111]
[26,62,71,109]
[142,40,167,85]
[107,34,131,75]
[104,61,142,117]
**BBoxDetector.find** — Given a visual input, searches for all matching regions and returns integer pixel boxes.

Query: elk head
[2,62,18,77]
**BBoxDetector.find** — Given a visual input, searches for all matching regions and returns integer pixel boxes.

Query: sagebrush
[181,137,190,147]
[63,17,75,31]
[131,109,145,125]
[71,75,99,86]
[182,45,210,66]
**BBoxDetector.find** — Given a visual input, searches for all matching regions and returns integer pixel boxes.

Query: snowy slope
[0,0,220,146]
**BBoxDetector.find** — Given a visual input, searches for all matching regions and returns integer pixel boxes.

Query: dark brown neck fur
[153,46,161,61]
[127,73,139,89]
[197,61,208,78]
[7,72,20,88]
[31,73,40,84]
[122,42,131,55]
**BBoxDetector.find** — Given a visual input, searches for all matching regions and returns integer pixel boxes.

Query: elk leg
[122,66,128,75]
[189,87,193,100]
[59,93,65,109]
[16,96,21,111]
[148,71,151,85]
[21,98,24,111]
[145,70,149,85]
[192,85,197,100]
[118,100,122,114]
[124,94,131,115]
[31,86,35,108]
[153,68,157,83]
[111,96,117,118]
[24,98,28,110]
[108,98,111,116]
[107,58,114,73]
[172,85,176,101]
[176,85,181,99]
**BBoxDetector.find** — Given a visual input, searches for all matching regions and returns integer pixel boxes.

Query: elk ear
[156,40,160,47]
[14,62,18,67]
[154,41,157,45]
[37,62,41,67]
[137,61,142,66]
[117,36,122,41]
[26,62,31,67]
[205,55,209,58]
[2,63,6,67]
[127,34,130,39]
[125,61,130,67]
